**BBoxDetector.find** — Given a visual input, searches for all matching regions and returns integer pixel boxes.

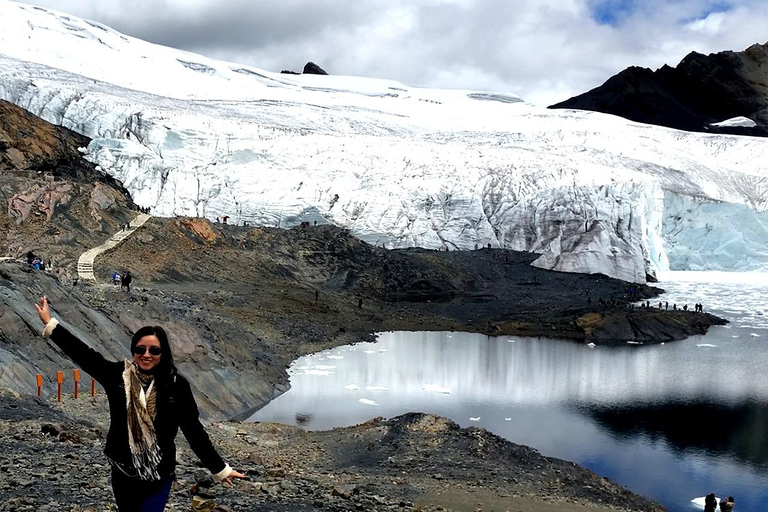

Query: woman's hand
[35,296,51,325]
[221,469,246,486]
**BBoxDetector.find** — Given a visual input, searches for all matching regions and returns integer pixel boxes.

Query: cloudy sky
[16,0,768,105]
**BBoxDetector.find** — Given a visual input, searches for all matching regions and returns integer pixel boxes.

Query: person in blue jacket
[35,296,244,511]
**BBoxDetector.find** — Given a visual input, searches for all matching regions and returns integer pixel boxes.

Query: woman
[35,296,244,511]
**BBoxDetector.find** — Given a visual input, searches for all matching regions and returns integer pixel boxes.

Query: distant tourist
[121,271,132,292]
[112,272,122,286]
[719,496,734,511]
[34,297,244,511]
[704,493,717,512]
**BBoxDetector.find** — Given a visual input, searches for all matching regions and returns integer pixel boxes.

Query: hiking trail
[77,214,151,280]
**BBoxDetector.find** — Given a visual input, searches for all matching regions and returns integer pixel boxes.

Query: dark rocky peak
[280,62,328,75]
[302,61,328,75]
[550,42,768,137]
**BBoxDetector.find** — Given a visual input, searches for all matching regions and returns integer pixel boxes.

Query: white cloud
[14,0,768,106]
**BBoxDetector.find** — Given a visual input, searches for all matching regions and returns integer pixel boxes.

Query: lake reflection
[251,272,768,512]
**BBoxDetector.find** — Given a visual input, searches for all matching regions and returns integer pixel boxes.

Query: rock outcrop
[550,42,768,137]
[0,100,136,275]
[303,61,328,75]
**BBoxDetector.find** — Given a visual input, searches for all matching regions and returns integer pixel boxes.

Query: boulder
[302,62,328,75]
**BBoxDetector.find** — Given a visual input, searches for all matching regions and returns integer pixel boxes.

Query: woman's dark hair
[130,326,177,379]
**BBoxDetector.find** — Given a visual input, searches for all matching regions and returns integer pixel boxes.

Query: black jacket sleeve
[46,321,117,385]
[175,375,227,475]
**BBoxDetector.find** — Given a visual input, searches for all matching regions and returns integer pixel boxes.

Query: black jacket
[48,323,226,479]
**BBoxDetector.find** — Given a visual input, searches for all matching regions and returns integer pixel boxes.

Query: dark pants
[111,467,173,512]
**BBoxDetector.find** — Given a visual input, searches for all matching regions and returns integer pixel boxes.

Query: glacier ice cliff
[1,0,768,283]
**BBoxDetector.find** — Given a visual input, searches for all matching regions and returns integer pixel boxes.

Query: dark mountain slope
[0,99,136,276]
[550,42,768,137]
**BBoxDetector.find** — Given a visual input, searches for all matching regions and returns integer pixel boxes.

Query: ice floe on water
[469,417,480,421]
[364,350,376,354]
[423,384,451,394]
[359,398,378,406]
[751,333,761,337]
[696,344,718,348]
[313,365,336,370]
[344,384,359,390]
[691,496,720,509]
[365,386,390,392]
[504,417,512,421]
[300,369,334,376]
[326,355,345,360]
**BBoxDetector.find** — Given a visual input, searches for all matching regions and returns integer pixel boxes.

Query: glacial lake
[250,271,768,512]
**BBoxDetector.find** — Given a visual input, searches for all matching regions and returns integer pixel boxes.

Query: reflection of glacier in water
[250,272,768,512]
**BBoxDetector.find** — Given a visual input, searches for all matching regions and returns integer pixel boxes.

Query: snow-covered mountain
[2,0,768,283]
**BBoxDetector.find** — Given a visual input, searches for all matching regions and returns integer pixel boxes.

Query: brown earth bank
[0,389,665,512]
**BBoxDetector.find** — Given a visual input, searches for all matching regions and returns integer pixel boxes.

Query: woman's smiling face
[132,334,162,372]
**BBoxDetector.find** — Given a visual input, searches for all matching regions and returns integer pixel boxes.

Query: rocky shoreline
[0,389,665,512]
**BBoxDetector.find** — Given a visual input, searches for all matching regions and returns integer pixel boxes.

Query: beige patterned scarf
[122,361,161,480]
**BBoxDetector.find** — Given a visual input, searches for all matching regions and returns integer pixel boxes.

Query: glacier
[2,0,768,283]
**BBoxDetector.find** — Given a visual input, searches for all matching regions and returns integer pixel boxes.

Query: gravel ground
[0,390,665,512]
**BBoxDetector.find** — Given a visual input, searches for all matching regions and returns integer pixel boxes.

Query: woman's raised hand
[35,296,51,325]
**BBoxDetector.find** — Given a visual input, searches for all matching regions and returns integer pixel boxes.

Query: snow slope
[2,0,768,282]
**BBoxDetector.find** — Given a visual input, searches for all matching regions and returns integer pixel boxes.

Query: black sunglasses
[133,346,162,356]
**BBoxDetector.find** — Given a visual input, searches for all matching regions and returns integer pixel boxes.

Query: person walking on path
[34,297,244,511]
[121,271,133,293]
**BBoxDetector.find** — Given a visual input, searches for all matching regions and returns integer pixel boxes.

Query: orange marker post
[56,370,63,402]
[91,377,96,397]
[73,369,80,399]
[36,374,43,397]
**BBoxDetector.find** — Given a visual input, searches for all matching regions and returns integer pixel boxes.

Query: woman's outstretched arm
[35,296,116,384]
[175,375,245,486]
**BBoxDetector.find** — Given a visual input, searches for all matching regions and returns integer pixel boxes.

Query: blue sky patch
[684,1,734,23]
[591,0,734,26]
[591,0,638,26]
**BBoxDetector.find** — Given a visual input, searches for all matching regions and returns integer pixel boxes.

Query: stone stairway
[77,213,151,280]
